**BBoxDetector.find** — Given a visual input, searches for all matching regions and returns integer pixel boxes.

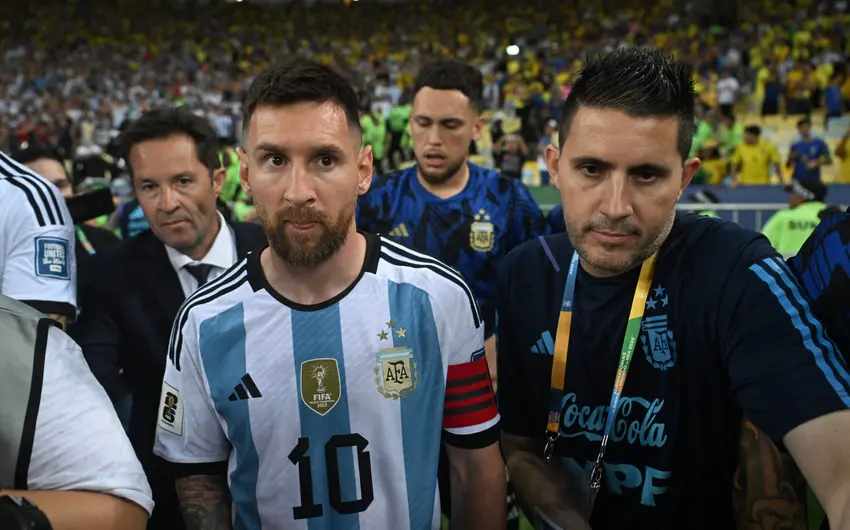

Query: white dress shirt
[165,212,238,298]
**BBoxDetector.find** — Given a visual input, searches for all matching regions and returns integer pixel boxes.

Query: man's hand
[784,410,850,529]
[446,441,507,530]
[175,475,232,530]
[733,418,807,530]
[0,489,148,530]
[502,433,592,530]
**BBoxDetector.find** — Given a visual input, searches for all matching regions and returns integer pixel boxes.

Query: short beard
[258,198,356,269]
[415,154,465,185]
[565,207,675,276]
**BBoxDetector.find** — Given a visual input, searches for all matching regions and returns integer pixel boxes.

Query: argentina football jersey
[154,233,499,530]
[356,162,546,337]
[788,212,850,360]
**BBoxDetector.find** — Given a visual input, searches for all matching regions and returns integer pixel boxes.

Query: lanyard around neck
[543,250,658,494]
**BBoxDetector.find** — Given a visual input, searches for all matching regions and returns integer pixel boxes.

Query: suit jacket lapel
[135,234,185,321]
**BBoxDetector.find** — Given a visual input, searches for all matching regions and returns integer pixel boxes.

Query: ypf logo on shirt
[34,237,70,280]
[158,382,184,436]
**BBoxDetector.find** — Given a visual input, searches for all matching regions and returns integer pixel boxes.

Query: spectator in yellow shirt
[731,126,782,186]
[697,140,727,185]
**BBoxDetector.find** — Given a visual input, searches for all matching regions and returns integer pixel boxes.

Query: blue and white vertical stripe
[190,271,450,530]
[749,256,850,406]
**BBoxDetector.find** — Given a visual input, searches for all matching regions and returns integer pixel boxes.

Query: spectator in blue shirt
[787,118,831,182]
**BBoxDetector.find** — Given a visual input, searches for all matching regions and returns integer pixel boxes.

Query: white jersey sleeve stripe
[0,152,64,226]
[381,237,466,280]
[167,260,249,357]
[168,262,250,371]
[379,248,482,328]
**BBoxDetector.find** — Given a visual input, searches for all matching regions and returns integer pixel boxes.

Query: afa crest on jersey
[640,285,677,371]
[375,347,419,399]
[300,358,342,416]
[470,209,495,253]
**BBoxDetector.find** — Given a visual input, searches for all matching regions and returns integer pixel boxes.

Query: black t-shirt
[497,213,849,530]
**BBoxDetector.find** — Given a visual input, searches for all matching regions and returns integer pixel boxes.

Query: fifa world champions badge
[300,359,342,416]
[374,320,419,399]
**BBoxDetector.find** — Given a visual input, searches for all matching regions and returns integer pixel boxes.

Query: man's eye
[634,172,659,183]
[317,155,337,168]
[266,155,284,167]
[579,164,601,177]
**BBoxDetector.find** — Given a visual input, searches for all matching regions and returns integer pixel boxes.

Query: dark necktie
[185,263,214,288]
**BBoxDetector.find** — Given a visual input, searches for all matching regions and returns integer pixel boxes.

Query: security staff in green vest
[361,105,389,175]
[761,179,828,258]
[0,294,153,529]
[688,189,721,218]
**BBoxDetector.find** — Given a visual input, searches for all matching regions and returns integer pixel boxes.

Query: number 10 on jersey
[288,434,374,519]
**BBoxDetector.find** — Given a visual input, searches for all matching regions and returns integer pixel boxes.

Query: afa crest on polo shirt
[34,237,70,280]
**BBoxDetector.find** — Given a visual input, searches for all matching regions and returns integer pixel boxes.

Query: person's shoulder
[664,213,776,269]
[186,255,254,317]
[0,159,69,228]
[789,212,850,275]
[366,166,416,197]
[376,236,483,325]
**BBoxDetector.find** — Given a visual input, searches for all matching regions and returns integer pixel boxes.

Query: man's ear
[678,157,701,200]
[357,145,374,196]
[472,114,485,142]
[545,144,561,190]
[236,147,252,197]
[212,167,226,197]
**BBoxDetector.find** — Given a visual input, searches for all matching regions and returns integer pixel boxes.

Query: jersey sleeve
[27,325,153,514]
[721,238,850,443]
[153,309,230,475]
[508,179,548,249]
[439,280,500,449]
[1,188,76,318]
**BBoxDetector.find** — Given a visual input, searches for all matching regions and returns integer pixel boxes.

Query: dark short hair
[413,60,483,113]
[242,60,361,136]
[744,125,762,136]
[120,107,221,178]
[13,144,65,167]
[559,48,696,161]
[797,118,812,128]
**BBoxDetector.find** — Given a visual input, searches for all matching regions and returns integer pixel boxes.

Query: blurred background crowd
[3,0,850,225]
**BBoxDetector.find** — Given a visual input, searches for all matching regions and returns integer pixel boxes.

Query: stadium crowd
[5,0,850,186]
[2,1,850,530]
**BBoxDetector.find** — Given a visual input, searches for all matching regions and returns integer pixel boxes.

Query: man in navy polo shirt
[498,47,850,530]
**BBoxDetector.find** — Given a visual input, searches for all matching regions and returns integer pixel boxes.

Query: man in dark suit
[72,108,266,530]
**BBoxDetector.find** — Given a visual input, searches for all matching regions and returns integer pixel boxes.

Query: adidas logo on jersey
[530,331,554,356]
[228,374,263,401]
[388,224,409,237]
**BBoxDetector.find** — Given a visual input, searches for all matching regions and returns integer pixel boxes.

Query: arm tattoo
[733,419,807,530]
[176,475,232,530]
